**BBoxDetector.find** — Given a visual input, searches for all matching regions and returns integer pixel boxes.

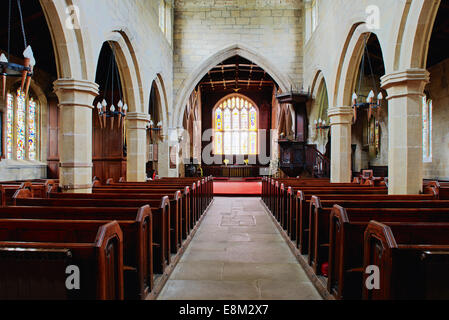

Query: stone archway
[173,43,295,129]
[397,0,441,70]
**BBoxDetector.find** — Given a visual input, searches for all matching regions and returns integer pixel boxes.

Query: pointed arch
[397,0,441,70]
[334,24,385,107]
[96,30,143,113]
[173,43,295,128]
[152,74,169,137]
[40,0,90,79]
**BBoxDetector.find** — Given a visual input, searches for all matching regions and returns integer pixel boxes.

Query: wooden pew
[328,205,449,299]
[363,221,449,300]
[90,182,193,235]
[279,184,382,238]
[152,176,213,205]
[296,193,435,255]
[310,198,449,275]
[0,180,56,205]
[92,186,201,228]
[105,176,212,210]
[293,189,388,254]
[0,219,123,300]
[0,186,5,207]
[102,177,212,219]
[263,177,359,214]
[47,190,185,252]
[14,190,170,277]
[0,204,152,300]
[277,184,384,230]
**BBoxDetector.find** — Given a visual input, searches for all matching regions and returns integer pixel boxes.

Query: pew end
[363,221,449,300]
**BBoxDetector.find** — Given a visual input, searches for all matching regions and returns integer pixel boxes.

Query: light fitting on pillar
[146,114,162,142]
[314,119,330,134]
[0,0,36,100]
[351,34,384,124]
[95,43,127,130]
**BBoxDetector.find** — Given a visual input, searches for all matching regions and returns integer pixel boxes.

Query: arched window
[213,95,258,155]
[422,95,432,163]
[5,89,39,161]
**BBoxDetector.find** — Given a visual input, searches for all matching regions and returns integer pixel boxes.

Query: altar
[202,165,266,178]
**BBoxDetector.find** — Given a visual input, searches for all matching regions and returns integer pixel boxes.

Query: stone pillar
[53,79,99,193]
[158,139,170,177]
[126,112,148,182]
[328,107,353,183]
[381,69,429,195]
[158,128,180,177]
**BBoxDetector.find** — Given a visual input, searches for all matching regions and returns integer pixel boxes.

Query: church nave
[157,197,321,300]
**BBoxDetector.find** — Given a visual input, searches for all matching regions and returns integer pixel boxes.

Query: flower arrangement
[244,159,249,166]
[223,159,229,166]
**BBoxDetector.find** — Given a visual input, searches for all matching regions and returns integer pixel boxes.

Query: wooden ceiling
[198,56,276,93]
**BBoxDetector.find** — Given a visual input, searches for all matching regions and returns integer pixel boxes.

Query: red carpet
[213,181,262,196]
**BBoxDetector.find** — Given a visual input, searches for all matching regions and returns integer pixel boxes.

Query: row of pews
[0,176,213,300]
[262,176,449,300]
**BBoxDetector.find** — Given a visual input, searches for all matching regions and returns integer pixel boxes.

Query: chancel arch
[179,54,280,175]
[173,43,294,129]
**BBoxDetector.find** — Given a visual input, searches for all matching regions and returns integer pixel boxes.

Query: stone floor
[157,197,322,300]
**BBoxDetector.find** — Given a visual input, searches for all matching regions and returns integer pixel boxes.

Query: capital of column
[53,78,99,109]
[328,106,353,126]
[381,69,430,99]
[126,112,148,130]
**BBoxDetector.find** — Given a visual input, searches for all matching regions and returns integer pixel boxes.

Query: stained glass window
[6,93,14,159]
[4,89,39,161]
[213,95,258,155]
[16,90,26,160]
[241,132,248,154]
[28,99,38,160]
[215,107,222,130]
[223,132,232,155]
[423,96,432,162]
[249,106,257,131]
[232,108,239,130]
[215,132,223,155]
[241,108,248,130]
[223,108,231,130]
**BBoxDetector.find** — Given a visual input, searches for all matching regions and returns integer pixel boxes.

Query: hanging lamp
[95,43,128,130]
[0,0,36,100]
[351,34,384,123]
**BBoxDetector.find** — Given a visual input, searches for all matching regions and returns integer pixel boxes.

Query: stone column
[381,69,429,195]
[126,112,148,182]
[328,106,353,183]
[158,128,180,177]
[53,79,99,193]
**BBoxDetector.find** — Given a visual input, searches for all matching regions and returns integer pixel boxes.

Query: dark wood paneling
[47,97,59,179]
[92,100,127,183]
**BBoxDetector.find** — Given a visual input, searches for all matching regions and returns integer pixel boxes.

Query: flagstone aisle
[157,197,322,300]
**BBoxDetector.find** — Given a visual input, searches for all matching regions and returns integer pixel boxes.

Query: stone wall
[424,58,449,180]
[173,0,304,125]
